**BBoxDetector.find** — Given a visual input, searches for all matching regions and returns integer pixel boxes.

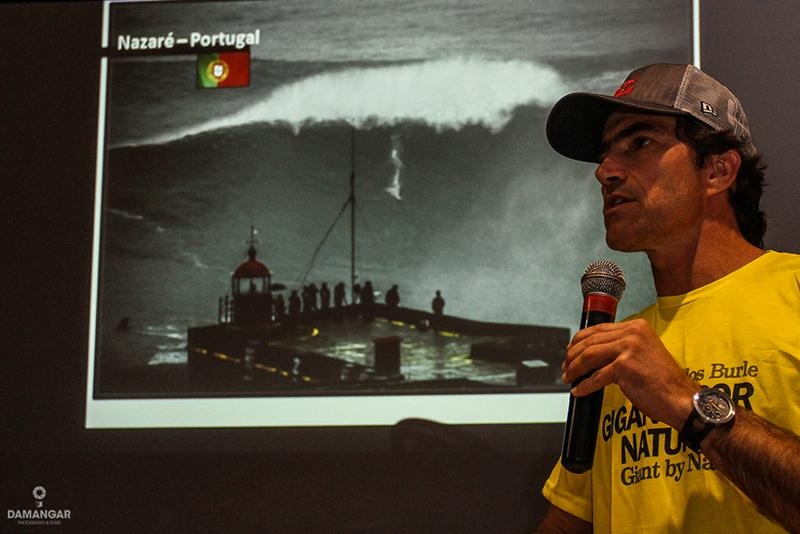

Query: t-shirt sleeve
[541,461,593,523]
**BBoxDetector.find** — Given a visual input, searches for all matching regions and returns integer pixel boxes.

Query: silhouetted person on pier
[386,284,400,307]
[352,283,362,305]
[308,283,319,311]
[274,294,286,321]
[302,285,313,313]
[265,292,274,322]
[432,290,445,315]
[334,282,346,308]
[359,281,375,322]
[361,281,375,306]
[320,282,331,310]
[288,290,301,316]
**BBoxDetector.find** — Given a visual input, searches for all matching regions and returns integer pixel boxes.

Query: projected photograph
[92,0,693,405]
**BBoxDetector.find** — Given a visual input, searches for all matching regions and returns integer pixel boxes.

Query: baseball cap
[546,63,756,163]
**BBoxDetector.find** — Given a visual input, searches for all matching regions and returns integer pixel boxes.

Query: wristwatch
[679,386,736,452]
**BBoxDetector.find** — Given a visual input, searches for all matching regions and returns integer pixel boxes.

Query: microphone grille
[581,260,626,300]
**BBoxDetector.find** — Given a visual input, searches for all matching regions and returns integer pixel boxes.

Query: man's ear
[704,149,741,196]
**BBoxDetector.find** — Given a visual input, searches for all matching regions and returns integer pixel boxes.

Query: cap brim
[545,92,686,163]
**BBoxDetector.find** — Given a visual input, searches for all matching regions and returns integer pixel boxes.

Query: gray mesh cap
[546,63,756,163]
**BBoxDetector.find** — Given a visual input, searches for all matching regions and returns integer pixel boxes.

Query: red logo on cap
[614,78,637,98]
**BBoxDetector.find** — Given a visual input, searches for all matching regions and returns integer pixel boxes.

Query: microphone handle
[560,303,616,474]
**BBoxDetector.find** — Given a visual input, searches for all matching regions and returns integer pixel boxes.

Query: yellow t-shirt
[543,251,800,533]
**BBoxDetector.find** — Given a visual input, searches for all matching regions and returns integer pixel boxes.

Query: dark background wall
[701,1,800,254]
[2,2,798,533]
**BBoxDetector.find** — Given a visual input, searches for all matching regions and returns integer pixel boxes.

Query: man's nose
[595,154,625,189]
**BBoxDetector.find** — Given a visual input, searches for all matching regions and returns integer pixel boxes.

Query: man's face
[595,111,706,253]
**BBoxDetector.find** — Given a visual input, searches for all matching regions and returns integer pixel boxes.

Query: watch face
[695,388,736,424]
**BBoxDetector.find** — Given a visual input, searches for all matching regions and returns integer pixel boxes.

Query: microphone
[561,260,626,474]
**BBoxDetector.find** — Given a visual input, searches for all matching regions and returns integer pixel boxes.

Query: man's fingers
[570,366,613,397]
[563,331,620,382]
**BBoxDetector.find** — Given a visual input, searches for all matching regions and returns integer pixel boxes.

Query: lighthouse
[222,227,273,325]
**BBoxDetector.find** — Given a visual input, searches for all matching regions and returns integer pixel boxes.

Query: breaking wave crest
[125,57,568,147]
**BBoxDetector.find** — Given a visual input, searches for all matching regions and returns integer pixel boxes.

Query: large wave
[124,57,568,147]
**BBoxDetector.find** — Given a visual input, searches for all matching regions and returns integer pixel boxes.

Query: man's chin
[605,235,640,253]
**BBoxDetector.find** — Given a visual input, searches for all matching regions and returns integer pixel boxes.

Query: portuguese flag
[197,51,250,88]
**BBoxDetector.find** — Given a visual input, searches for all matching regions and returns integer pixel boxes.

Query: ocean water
[96,0,692,379]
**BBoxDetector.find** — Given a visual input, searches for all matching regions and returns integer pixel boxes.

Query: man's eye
[630,137,651,151]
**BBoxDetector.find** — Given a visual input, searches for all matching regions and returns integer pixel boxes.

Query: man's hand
[562,318,697,430]
[561,317,800,533]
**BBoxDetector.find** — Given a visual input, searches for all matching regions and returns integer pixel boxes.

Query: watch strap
[679,408,715,452]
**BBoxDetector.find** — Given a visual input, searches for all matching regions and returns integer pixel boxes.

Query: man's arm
[702,410,800,533]
[534,505,592,534]
[564,319,800,533]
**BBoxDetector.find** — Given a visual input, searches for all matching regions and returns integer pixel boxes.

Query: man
[536,64,800,533]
